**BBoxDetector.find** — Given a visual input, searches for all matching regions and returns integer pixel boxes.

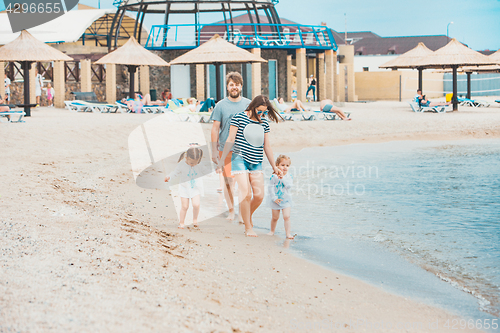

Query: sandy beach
[1,100,499,332]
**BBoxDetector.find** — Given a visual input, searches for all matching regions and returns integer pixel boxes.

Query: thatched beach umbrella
[380,42,434,92]
[413,38,495,110]
[95,37,170,99]
[0,30,73,116]
[169,34,266,101]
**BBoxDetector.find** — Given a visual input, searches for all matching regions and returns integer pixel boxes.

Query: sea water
[253,139,500,321]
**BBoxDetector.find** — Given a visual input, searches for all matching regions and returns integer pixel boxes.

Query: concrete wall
[354,55,398,72]
[355,70,444,101]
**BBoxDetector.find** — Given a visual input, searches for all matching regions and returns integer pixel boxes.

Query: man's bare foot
[178,224,185,229]
[226,210,235,221]
[286,234,294,239]
[245,229,258,237]
[193,221,198,228]
[267,231,275,236]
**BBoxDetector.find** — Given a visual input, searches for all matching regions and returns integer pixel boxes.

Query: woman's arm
[263,133,282,178]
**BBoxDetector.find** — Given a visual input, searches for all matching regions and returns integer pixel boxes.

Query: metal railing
[145,23,337,51]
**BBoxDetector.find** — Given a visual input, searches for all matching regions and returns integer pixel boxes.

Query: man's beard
[229,89,241,98]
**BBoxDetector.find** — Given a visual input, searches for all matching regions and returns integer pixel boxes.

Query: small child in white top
[267,155,294,239]
[165,147,208,229]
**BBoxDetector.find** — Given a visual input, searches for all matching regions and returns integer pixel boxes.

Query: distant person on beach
[122,92,166,113]
[45,83,55,107]
[218,95,283,237]
[414,90,451,107]
[0,95,12,121]
[35,68,43,107]
[273,97,307,113]
[210,72,251,221]
[161,88,172,101]
[4,73,11,103]
[320,99,351,121]
[306,75,316,101]
[267,155,294,239]
[164,147,207,229]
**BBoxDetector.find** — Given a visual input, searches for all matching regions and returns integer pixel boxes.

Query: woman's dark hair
[178,147,203,163]
[246,95,282,123]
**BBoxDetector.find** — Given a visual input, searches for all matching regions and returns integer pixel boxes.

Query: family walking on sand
[211,72,295,238]
[166,72,298,238]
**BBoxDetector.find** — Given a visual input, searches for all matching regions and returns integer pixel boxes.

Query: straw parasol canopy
[169,34,266,65]
[96,36,170,99]
[0,30,73,116]
[169,34,266,100]
[414,38,494,68]
[95,36,169,67]
[0,30,73,62]
[489,49,500,64]
[380,42,434,69]
[415,39,496,111]
[379,42,435,93]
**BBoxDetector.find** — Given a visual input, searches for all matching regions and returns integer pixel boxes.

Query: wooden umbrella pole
[23,61,32,117]
[452,65,458,111]
[129,65,137,98]
[466,72,472,100]
[215,62,221,102]
[418,67,423,92]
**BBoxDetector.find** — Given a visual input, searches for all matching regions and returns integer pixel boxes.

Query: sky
[2,0,499,50]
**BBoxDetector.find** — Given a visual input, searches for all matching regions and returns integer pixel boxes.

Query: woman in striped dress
[218,95,283,237]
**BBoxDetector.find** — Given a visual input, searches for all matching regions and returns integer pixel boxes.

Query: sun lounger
[65,100,118,113]
[116,101,164,114]
[314,110,351,120]
[0,111,25,123]
[458,97,490,108]
[172,107,211,122]
[409,102,447,113]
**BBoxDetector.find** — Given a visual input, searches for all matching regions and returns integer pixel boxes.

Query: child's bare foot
[193,221,198,228]
[286,234,294,239]
[267,231,275,236]
[178,224,185,229]
[226,209,235,221]
[245,229,258,237]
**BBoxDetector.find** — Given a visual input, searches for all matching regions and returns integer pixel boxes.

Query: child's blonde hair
[178,147,203,163]
[275,154,291,166]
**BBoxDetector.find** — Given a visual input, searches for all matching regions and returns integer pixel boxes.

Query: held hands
[164,176,170,182]
[273,166,283,179]
[274,199,282,205]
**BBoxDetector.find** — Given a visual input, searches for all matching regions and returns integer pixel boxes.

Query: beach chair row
[64,100,213,123]
[279,110,350,121]
[408,101,448,113]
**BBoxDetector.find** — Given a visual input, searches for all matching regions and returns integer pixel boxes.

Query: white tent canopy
[0,9,116,45]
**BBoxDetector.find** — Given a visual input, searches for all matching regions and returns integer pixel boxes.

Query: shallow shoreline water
[253,139,500,321]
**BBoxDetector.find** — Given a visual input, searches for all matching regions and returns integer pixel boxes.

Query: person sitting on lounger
[414,90,451,108]
[274,97,307,113]
[320,99,351,121]
[0,95,12,121]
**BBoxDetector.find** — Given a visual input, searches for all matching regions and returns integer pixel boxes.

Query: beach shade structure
[380,42,435,92]
[0,30,73,116]
[95,36,170,99]
[169,34,267,101]
[412,38,495,111]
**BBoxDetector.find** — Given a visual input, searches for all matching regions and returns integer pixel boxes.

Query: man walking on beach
[210,72,250,221]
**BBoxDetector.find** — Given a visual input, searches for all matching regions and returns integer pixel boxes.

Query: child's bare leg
[234,173,255,236]
[191,195,200,227]
[179,197,189,228]
[268,209,280,235]
[282,207,293,239]
[223,176,236,220]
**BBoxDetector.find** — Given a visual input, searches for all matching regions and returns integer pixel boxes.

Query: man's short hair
[226,72,243,86]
